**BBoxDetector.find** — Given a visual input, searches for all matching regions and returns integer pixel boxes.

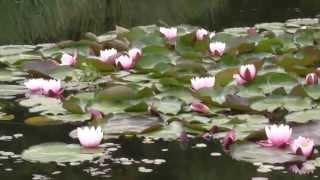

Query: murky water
[0,102,318,179]
[1,0,320,44]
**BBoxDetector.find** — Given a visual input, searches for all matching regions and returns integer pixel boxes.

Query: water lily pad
[22,143,103,163]
[250,96,312,112]
[19,96,66,115]
[0,84,26,99]
[230,143,304,164]
[140,121,184,140]
[100,114,162,136]
[286,109,320,123]
[153,97,183,115]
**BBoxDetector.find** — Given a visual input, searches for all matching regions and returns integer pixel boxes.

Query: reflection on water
[0,121,318,180]
[1,0,320,44]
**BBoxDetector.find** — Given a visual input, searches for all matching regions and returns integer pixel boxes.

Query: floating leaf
[22,143,103,163]
[286,109,320,123]
[251,96,312,112]
[231,143,304,164]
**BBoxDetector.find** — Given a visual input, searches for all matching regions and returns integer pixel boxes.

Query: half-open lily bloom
[77,126,103,148]
[128,48,142,63]
[160,27,177,43]
[222,130,236,150]
[233,64,257,85]
[87,108,104,121]
[191,76,215,91]
[100,48,118,63]
[209,42,226,56]
[24,78,46,93]
[115,55,134,70]
[191,102,210,113]
[60,53,77,66]
[265,124,292,147]
[305,73,318,85]
[42,79,63,97]
[291,136,314,158]
[196,28,209,41]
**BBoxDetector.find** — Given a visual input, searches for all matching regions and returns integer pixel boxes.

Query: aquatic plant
[264,124,292,147]
[291,136,314,158]
[60,52,77,66]
[191,76,215,90]
[77,126,103,148]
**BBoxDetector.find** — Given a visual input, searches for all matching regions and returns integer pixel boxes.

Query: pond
[1,1,320,180]
[1,0,320,44]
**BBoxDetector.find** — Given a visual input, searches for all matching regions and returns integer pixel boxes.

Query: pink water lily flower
[115,55,134,70]
[265,124,292,147]
[222,130,236,150]
[128,48,142,62]
[209,42,226,56]
[291,136,314,158]
[100,48,118,63]
[42,79,63,97]
[160,27,177,43]
[233,64,257,85]
[196,28,209,41]
[191,76,215,91]
[60,53,77,66]
[25,79,63,97]
[77,126,103,148]
[247,27,258,36]
[24,78,47,93]
[191,102,210,113]
[305,73,318,85]
[87,108,104,120]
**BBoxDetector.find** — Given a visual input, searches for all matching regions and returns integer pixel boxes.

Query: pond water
[1,1,320,180]
[1,0,320,44]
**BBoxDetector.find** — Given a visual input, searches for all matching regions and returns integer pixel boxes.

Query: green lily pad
[251,96,312,112]
[99,114,162,136]
[140,121,184,140]
[153,97,183,115]
[230,143,304,164]
[286,108,320,123]
[22,143,103,163]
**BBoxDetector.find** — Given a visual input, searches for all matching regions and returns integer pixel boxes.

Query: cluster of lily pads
[2,17,320,174]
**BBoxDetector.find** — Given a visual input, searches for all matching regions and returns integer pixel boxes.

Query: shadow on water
[1,0,320,44]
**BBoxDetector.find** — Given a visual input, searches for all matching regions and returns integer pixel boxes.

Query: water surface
[1,0,320,44]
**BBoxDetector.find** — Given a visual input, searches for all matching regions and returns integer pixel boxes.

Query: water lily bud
[305,73,318,85]
[160,27,177,43]
[196,28,209,41]
[60,52,77,66]
[191,102,210,113]
[222,130,236,150]
[233,64,257,85]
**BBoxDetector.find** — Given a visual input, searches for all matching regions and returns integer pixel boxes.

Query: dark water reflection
[1,0,320,44]
[0,121,318,180]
